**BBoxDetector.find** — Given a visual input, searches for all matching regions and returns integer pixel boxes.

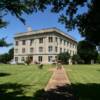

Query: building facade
[14,28,77,64]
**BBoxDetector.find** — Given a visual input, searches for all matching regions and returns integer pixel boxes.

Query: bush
[72,54,82,64]
[25,56,33,65]
[58,52,70,64]
[38,64,43,69]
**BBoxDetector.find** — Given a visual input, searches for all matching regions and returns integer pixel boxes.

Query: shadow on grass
[33,83,100,100]
[0,83,100,100]
[0,83,32,100]
[33,84,76,100]
[0,73,11,77]
[72,83,100,100]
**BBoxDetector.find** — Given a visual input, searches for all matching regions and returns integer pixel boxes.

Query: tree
[0,0,100,46]
[77,40,98,64]
[0,53,10,63]
[96,53,100,64]
[0,0,38,46]
[30,0,100,45]
[0,48,14,63]
[0,38,12,47]
[72,54,82,64]
[8,48,14,60]
[58,52,70,64]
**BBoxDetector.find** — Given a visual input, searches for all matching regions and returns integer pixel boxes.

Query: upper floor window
[39,38,43,43]
[15,41,18,46]
[60,38,62,44]
[67,41,69,46]
[55,37,58,42]
[30,48,34,53]
[55,46,58,52]
[48,37,53,42]
[15,49,18,53]
[39,47,43,52]
[60,48,62,53]
[22,48,25,53]
[64,40,66,45]
[22,40,26,45]
[30,39,34,46]
[48,46,53,52]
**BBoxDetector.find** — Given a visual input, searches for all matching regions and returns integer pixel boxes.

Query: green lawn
[0,64,100,100]
[64,64,100,100]
[0,64,53,100]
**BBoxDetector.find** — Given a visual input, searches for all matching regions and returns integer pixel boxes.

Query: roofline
[14,27,77,43]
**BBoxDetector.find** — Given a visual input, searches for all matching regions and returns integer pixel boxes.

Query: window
[64,40,66,45]
[55,46,58,52]
[15,41,18,46]
[22,48,25,53]
[48,37,53,42]
[22,40,26,45]
[55,37,58,42]
[39,47,43,52]
[30,39,34,45]
[67,41,69,46]
[60,38,62,44]
[70,50,72,55]
[48,46,53,52]
[48,56,52,62]
[64,48,66,52]
[39,38,43,43]
[15,49,18,53]
[15,57,18,62]
[55,56,57,60]
[21,57,25,61]
[30,48,34,53]
[60,48,62,53]
[38,56,42,62]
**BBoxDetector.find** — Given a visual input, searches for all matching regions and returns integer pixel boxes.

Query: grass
[0,64,53,100]
[0,64,100,100]
[64,64,100,100]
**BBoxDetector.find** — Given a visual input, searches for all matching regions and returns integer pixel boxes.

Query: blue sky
[0,7,87,54]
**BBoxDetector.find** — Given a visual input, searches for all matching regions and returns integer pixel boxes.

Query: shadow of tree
[33,84,75,100]
[0,83,100,100]
[0,83,32,100]
[72,83,100,100]
[0,73,11,77]
[33,83,100,100]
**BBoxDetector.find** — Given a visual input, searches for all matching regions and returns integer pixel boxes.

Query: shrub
[25,56,33,65]
[57,52,70,64]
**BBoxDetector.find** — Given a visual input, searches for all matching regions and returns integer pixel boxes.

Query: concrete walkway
[42,66,75,100]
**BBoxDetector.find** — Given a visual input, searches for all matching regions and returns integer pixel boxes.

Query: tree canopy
[0,0,100,46]
[77,40,98,64]
[0,48,14,63]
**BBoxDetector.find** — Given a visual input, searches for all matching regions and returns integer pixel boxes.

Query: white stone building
[14,28,77,64]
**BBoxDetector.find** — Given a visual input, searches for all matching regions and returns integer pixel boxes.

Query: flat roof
[14,27,77,43]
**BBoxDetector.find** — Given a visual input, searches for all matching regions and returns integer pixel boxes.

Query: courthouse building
[14,27,77,64]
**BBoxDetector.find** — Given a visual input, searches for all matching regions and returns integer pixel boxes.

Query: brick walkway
[45,66,70,91]
[42,66,75,100]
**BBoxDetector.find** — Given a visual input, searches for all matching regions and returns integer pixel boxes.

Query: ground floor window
[15,57,18,62]
[21,57,25,61]
[48,56,52,62]
[38,56,42,62]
